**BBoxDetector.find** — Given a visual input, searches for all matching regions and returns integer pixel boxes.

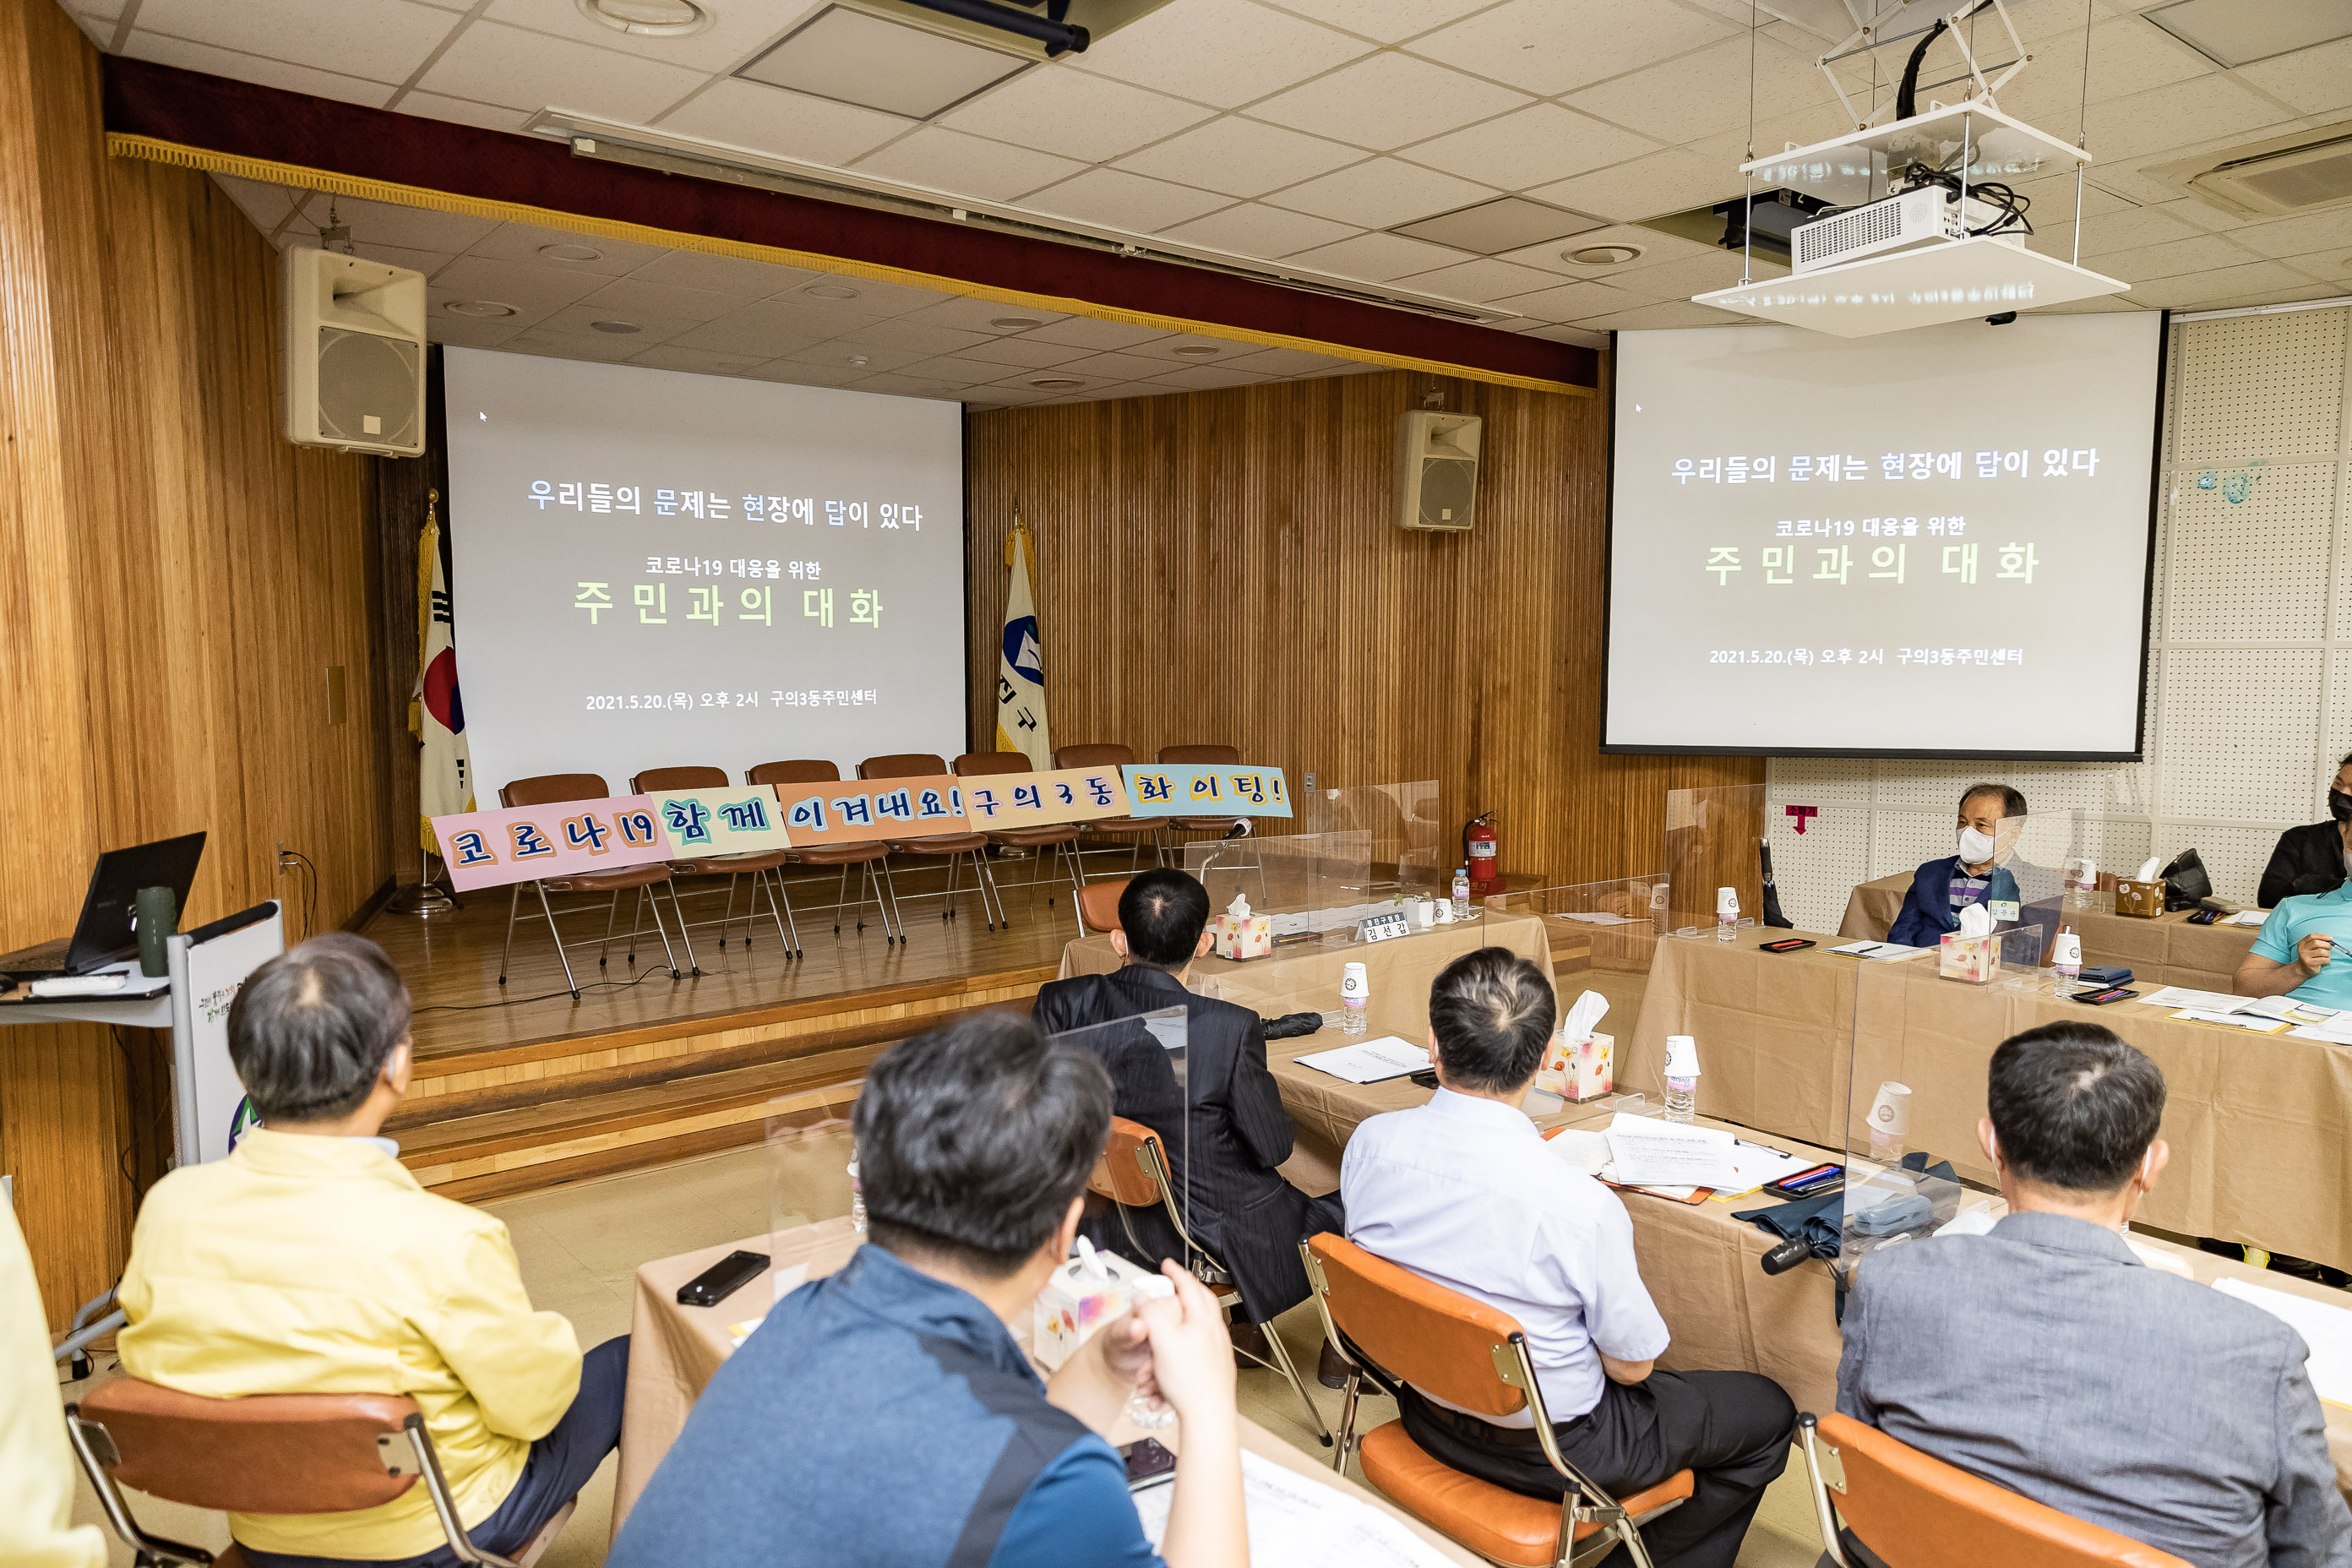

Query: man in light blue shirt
[2237,880,2352,1010]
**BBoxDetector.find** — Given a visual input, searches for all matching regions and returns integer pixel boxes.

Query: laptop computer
[0,831,207,979]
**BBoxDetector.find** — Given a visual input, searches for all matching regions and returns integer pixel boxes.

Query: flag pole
[386,486,457,917]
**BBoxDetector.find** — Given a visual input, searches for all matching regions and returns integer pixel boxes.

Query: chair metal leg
[663,879,700,975]
[533,881,581,999]
[596,890,621,969]
[758,867,800,958]
[627,886,645,966]
[939,850,962,923]
[498,884,521,985]
[637,881,681,977]
[1332,1369,1364,1474]
[1066,843,1087,940]
[719,873,740,948]
[836,862,854,934]
[879,858,907,942]
[977,851,1007,929]
[1250,1316,1334,1447]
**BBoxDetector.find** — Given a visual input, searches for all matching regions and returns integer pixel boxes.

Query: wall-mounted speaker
[1394,410,1482,532]
[280,245,427,457]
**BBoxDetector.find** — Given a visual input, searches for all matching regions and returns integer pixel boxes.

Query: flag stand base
[386,847,458,918]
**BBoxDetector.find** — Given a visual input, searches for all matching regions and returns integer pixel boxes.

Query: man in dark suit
[1886,782,2059,952]
[1033,868,1347,1385]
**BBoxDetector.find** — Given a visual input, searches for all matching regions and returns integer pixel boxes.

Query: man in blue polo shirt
[607,1013,1244,1568]
[2236,880,2352,1010]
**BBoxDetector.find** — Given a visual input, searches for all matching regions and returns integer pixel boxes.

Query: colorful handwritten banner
[644,787,794,858]
[1120,765,1293,819]
[771,774,972,847]
[962,766,1132,830]
[432,798,673,891]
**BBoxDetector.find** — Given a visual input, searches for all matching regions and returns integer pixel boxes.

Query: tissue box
[1210,910,1272,960]
[1033,1249,1157,1372]
[1938,932,2001,984]
[2114,878,2164,919]
[1533,1030,1614,1102]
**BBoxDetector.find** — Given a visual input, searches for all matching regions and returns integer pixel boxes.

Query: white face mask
[1957,825,1999,864]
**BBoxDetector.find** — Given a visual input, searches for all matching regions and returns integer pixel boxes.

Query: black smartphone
[2073,986,2138,1006]
[1123,1437,1177,1490]
[2187,907,2220,925]
[677,1250,768,1309]
[1409,1070,1440,1089]
[1759,938,1816,953]
[1766,1162,1844,1198]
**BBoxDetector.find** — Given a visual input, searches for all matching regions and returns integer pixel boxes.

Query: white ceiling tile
[1577,300,1745,330]
[851,128,1090,202]
[479,0,807,74]
[1517,322,1608,348]
[1089,381,1185,402]
[1248,52,1532,152]
[627,344,770,376]
[962,384,1064,406]
[1401,104,1660,192]
[955,335,1096,368]
[2224,207,2352,262]
[667,300,847,357]
[1020,316,1171,350]
[350,242,457,277]
[1561,34,1843,144]
[1282,231,1475,283]
[626,249,820,297]
[779,273,950,316]
[1527,149,1738,224]
[1490,222,1714,280]
[1992,18,2213,127]
[502,325,645,362]
[209,175,309,243]
[655,79,910,168]
[891,297,1068,334]
[314,196,504,256]
[1217,345,1361,376]
[845,318,995,356]
[743,360,871,388]
[2082,77,2298,162]
[576,275,755,320]
[1049,350,1191,382]
[1157,202,1358,258]
[465,223,672,275]
[120,31,395,108]
[533,303,696,344]
[2089,231,2264,282]
[1485,277,1659,323]
[425,311,525,349]
[898,354,1035,384]
[395,92,534,133]
[939,66,1215,164]
[412,19,707,119]
[1146,363,1277,390]
[1073,0,1374,108]
[1025,168,1233,232]
[2235,35,2352,115]
[428,257,608,324]
[1406,0,1733,97]
[1256,0,1496,45]
[1393,255,1567,302]
[133,0,455,84]
[779,340,931,374]
[2121,259,2325,308]
[844,373,965,400]
[2024,200,2200,259]
[1603,248,1782,300]
[1113,117,1364,199]
[1264,157,1498,229]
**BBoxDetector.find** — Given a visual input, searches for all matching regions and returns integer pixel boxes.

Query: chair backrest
[1089,1114,1168,1208]
[1304,1233,1532,1421]
[1810,1413,2191,1568]
[501,773,607,808]
[74,1377,422,1515]
[1078,879,1130,934]
[859,753,945,780]
[632,765,727,792]
[748,759,839,787]
[1054,743,1132,770]
[954,751,1032,778]
[1157,744,1239,765]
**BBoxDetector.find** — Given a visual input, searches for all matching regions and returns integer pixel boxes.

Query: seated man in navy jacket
[1887,783,2055,949]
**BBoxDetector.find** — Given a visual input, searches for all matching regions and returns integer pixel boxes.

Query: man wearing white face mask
[1835,1023,2349,1568]
[1885,783,2034,948]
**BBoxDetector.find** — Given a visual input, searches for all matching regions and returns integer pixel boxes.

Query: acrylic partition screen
[1182,830,1376,941]
[1292,781,1447,899]
[766,1083,862,1255]
[1045,1009,1194,1289]
[1663,784,1767,935]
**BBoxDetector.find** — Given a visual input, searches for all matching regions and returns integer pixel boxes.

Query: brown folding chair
[1087,1116,1330,1445]
[1799,1412,2191,1568]
[857,753,1004,930]
[1157,743,1246,841]
[65,1376,576,1568]
[498,774,692,997]
[1054,743,1163,877]
[1301,1233,1693,1568]
[955,750,1084,935]
[1076,879,1130,935]
[747,760,904,944]
[631,765,801,960]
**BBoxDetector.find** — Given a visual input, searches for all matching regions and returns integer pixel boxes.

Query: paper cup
[1663,1033,1700,1079]
[1340,961,1369,1000]
[1715,886,1740,917]
[1869,1081,1912,1140]
[2052,932,2082,966]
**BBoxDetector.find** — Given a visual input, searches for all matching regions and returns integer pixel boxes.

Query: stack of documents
[1133,1448,1467,1566]
[1295,1037,1430,1084]
[2137,987,2338,1035]
[1829,940,1930,962]
[2211,1278,2352,1406]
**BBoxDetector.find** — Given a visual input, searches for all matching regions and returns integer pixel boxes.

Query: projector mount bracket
[1811,0,2032,135]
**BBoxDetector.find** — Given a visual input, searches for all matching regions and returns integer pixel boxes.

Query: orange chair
[1086,1117,1329,1445]
[1054,743,1164,876]
[1301,1233,1692,1568]
[954,750,1083,935]
[498,774,690,997]
[858,753,1004,930]
[1796,1413,2191,1568]
[1076,878,1130,936]
[631,765,801,960]
[747,760,902,944]
[66,1376,576,1568]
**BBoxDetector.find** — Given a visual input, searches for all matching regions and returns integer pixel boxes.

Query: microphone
[1761,1235,1813,1276]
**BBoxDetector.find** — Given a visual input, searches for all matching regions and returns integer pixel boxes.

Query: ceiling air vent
[2153,121,2352,220]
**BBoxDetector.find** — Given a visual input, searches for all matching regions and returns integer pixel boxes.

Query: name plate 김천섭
[1120,765,1292,819]
[772,775,971,846]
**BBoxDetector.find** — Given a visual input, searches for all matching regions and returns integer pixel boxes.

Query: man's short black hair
[1118,868,1211,969]
[1959,783,2028,820]
[1428,948,1556,1095]
[1987,1021,2165,1192]
[227,934,412,1124]
[855,1012,1113,1277]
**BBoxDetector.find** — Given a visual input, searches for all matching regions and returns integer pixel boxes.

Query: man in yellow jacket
[118,934,627,1567]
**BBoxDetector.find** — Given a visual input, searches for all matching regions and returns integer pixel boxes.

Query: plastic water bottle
[847,1157,867,1233]
[1715,886,1739,943]
[1663,1034,1698,1124]
[1451,867,1471,922]
[1340,961,1369,1035]
[2052,931,2082,999]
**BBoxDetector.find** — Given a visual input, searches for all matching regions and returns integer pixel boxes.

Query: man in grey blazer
[1838,1021,2349,1566]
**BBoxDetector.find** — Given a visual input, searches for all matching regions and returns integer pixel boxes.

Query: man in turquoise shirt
[2236,882,2352,1008]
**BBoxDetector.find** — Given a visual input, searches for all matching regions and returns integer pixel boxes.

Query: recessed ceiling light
[804,283,862,300]
[578,0,711,38]
[590,319,641,335]
[1172,345,1221,357]
[990,316,1044,330]
[847,355,871,367]
[539,242,604,262]
[444,299,516,318]
[1566,243,1644,266]
[1030,377,1085,389]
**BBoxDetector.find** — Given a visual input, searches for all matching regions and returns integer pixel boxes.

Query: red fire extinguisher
[1464,812,1500,895]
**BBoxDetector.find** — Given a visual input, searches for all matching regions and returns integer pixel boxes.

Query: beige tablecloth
[1629,933,2352,1271]
[1838,874,2259,992]
[612,1217,1481,1561]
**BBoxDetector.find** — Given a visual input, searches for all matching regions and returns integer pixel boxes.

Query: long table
[612,1216,1482,1562]
[1838,872,2261,992]
[1625,928,2352,1271]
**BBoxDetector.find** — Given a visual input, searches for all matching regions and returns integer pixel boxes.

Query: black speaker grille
[317,327,421,446]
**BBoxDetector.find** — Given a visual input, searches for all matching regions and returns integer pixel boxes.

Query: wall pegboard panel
[1766,305,2352,930]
